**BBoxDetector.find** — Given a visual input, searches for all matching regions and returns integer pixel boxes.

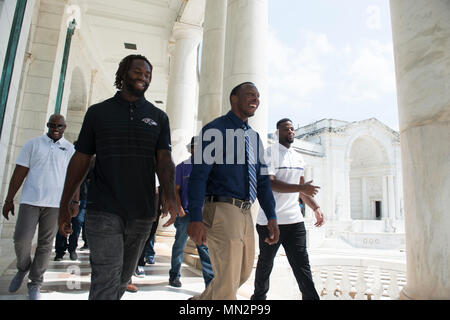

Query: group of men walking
[2,54,324,300]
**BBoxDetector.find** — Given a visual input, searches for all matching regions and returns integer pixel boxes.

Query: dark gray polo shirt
[76,92,171,221]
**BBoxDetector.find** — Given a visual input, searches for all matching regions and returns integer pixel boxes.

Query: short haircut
[229,82,256,104]
[186,136,198,151]
[48,114,66,123]
[114,54,153,90]
[276,118,293,129]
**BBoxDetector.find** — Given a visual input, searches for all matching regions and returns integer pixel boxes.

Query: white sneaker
[134,266,145,278]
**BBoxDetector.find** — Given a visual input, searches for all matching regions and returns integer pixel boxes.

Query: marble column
[165,22,202,165]
[222,0,269,141]
[390,0,450,299]
[387,175,396,220]
[361,177,368,219]
[395,175,402,220]
[343,160,352,221]
[88,68,98,107]
[381,176,388,220]
[197,0,226,128]
[160,23,202,236]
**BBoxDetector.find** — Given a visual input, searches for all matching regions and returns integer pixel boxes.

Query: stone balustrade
[312,264,406,300]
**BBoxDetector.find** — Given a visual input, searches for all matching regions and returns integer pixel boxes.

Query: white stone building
[273,118,405,250]
[0,0,449,299]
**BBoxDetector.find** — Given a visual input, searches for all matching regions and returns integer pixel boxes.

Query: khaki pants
[193,201,255,300]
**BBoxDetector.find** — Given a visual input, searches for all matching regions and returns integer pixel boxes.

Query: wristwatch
[71,200,80,205]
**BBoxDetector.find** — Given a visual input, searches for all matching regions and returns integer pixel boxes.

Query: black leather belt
[205,195,252,210]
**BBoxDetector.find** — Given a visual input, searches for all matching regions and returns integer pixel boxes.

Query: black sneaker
[169,278,182,288]
[79,244,89,251]
[69,252,78,261]
[54,254,64,261]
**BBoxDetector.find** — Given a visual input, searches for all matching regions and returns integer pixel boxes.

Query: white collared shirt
[16,134,75,208]
[257,142,305,225]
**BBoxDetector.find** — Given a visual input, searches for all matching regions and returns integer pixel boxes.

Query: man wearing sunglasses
[2,114,75,300]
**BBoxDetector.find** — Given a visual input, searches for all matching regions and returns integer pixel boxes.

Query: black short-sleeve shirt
[76,91,171,221]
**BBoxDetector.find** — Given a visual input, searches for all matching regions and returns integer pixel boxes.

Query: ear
[231,94,238,105]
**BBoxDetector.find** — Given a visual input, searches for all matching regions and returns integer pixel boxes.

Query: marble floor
[0,236,258,300]
[0,235,406,301]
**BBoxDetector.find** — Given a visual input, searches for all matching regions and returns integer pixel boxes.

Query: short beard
[242,107,256,118]
[123,76,148,98]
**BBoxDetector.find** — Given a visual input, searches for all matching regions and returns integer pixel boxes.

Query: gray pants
[13,204,59,285]
[85,211,152,300]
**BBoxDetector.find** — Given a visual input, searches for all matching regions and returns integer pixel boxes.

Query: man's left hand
[314,208,325,227]
[161,196,177,227]
[58,203,73,237]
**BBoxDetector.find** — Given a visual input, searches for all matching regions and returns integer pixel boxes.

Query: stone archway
[64,66,87,143]
[348,135,389,221]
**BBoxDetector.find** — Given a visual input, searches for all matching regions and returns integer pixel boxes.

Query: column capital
[167,41,176,56]
[171,22,203,42]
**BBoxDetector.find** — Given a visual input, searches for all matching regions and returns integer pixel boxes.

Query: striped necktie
[243,126,257,203]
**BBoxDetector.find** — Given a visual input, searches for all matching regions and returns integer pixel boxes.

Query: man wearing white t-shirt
[251,118,325,300]
[2,114,75,300]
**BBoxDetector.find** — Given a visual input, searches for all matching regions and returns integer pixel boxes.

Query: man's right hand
[300,180,320,197]
[177,207,187,218]
[265,218,280,245]
[187,221,207,246]
[58,203,73,237]
[2,165,29,221]
[2,201,14,220]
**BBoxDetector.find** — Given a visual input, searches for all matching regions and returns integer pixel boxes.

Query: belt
[205,195,252,210]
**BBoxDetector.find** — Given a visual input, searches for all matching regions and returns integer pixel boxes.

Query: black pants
[86,211,152,300]
[252,222,319,300]
[55,216,82,255]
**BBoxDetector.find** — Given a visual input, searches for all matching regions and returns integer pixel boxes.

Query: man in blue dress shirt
[187,82,280,300]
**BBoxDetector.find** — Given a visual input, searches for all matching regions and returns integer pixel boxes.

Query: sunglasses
[47,123,66,129]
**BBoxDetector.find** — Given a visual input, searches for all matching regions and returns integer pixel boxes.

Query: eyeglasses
[47,123,66,129]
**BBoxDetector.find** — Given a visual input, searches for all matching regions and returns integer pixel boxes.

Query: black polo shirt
[76,91,171,221]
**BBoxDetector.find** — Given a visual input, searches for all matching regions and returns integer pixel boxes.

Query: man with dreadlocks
[58,54,178,300]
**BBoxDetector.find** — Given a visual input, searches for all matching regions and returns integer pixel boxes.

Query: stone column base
[399,288,414,300]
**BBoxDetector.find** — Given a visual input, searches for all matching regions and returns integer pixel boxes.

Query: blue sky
[267,0,399,132]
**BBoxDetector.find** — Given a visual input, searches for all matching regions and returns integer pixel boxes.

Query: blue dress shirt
[187,111,277,222]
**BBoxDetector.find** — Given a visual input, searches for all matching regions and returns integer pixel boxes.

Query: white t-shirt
[257,142,305,225]
[16,134,75,208]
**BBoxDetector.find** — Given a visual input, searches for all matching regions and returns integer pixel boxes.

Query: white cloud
[268,29,333,108]
[267,2,399,130]
[267,27,398,130]
[343,44,353,56]
[339,40,396,102]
